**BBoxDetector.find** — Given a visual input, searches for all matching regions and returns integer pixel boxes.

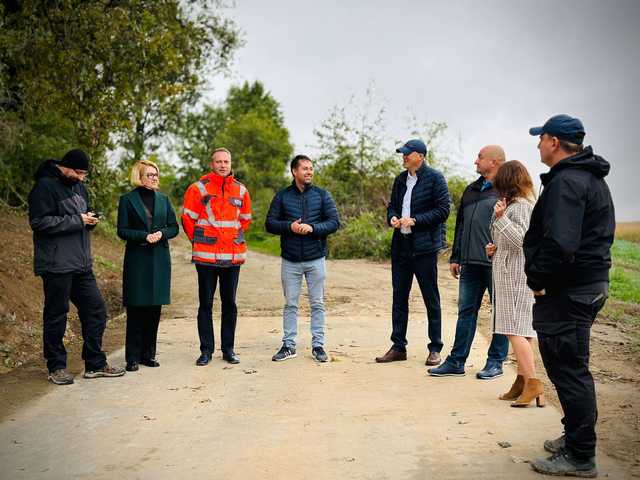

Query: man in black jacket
[265,155,340,363]
[375,139,450,365]
[28,149,125,385]
[428,145,509,379]
[525,115,614,478]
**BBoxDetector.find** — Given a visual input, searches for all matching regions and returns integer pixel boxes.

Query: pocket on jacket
[193,227,217,245]
[229,196,243,208]
[233,229,245,245]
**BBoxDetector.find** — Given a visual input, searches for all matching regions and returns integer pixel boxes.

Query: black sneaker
[48,369,74,385]
[272,345,297,362]
[531,451,597,478]
[544,434,566,454]
[312,346,329,363]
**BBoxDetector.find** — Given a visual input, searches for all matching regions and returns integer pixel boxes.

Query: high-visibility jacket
[181,172,252,266]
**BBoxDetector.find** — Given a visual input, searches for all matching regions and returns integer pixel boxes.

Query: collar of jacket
[468,175,489,191]
[289,180,313,193]
[401,161,428,180]
[202,171,235,187]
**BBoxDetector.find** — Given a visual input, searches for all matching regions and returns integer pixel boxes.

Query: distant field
[616,222,640,243]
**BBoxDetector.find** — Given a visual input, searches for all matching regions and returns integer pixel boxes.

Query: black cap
[396,139,427,155]
[59,149,90,170]
[529,114,586,145]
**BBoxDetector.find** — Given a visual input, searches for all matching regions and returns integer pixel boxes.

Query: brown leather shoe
[425,351,441,366]
[375,348,407,363]
[511,377,545,408]
[499,374,524,400]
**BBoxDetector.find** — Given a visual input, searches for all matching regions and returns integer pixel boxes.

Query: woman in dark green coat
[117,160,179,372]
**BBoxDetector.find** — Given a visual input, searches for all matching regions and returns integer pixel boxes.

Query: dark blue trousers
[390,236,443,353]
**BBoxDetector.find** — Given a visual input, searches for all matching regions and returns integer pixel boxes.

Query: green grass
[247,235,280,256]
[610,240,640,304]
[602,239,640,347]
[93,254,118,272]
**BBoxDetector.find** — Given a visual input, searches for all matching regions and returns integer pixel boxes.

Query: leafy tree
[314,91,467,258]
[0,0,241,211]
[170,80,293,240]
[172,81,292,194]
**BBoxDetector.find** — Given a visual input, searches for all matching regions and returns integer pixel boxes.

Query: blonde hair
[130,160,160,187]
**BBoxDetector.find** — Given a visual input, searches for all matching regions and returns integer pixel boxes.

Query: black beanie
[59,149,90,170]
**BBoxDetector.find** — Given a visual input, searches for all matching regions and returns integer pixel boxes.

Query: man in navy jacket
[265,155,340,363]
[375,139,450,365]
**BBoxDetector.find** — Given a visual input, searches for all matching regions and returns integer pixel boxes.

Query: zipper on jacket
[463,201,479,263]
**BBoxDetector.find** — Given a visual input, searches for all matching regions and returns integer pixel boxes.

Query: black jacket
[450,177,497,266]
[28,160,95,276]
[523,147,615,293]
[265,183,340,262]
[387,162,450,257]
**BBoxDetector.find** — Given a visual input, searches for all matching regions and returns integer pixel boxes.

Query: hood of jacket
[541,146,610,186]
[34,159,63,181]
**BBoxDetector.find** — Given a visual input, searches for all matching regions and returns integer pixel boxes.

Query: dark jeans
[126,305,161,364]
[534,284,608,461]
[391,236,442,353]
[196,264,240,355]
[41,270,107,372]
[446,264,508,367]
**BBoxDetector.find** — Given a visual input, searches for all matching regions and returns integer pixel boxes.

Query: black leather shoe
[196,353,211,366]
[141,358,160,367]
[126,362,139,372]
[222,351,240,364]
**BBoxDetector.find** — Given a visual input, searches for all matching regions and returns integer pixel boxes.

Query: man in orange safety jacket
[181,147,252,366]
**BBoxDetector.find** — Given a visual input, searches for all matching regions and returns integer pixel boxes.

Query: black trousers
[534,284,608,461]
[125,305,161,364]
[196,264,240,355]
[41,270,107,372]
[391,235,443,353]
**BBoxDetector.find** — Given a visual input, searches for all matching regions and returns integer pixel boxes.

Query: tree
[313,88,397,218]
[0,0,241,210]
[170,80,293,239]
[172,81,292,194]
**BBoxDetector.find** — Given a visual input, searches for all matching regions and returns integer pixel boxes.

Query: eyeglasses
[145,173,159,178]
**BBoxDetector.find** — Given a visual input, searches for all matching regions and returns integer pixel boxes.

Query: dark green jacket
[117,189,179,306]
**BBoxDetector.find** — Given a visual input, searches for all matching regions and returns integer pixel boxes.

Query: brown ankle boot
[499,375,524,400]
[511,378,545,408]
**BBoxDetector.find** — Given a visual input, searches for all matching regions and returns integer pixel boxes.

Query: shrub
[328,211,392,260]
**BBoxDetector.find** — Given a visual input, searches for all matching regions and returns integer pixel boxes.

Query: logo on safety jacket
[181,172,252,266]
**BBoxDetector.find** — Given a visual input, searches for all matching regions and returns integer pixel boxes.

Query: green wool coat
[117,189,179,306]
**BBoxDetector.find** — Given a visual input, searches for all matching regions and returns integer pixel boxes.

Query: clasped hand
[291,219,313,235]
[146,231,163,243]
[390,216,415,228]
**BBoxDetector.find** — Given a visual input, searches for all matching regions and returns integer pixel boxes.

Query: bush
[328,211,392,260]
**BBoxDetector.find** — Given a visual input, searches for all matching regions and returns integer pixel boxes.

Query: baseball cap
[529,114,585,145]
[396,139,427,155]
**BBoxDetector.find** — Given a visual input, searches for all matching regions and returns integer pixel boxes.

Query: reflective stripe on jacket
[181,172,252,266]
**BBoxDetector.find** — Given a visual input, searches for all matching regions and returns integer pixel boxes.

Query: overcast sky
[207,0,640,221]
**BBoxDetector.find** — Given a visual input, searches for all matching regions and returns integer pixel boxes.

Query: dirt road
[0,242,631,479]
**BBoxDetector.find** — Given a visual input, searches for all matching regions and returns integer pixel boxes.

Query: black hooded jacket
[28,160,95,276]
[523,147,615,293]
